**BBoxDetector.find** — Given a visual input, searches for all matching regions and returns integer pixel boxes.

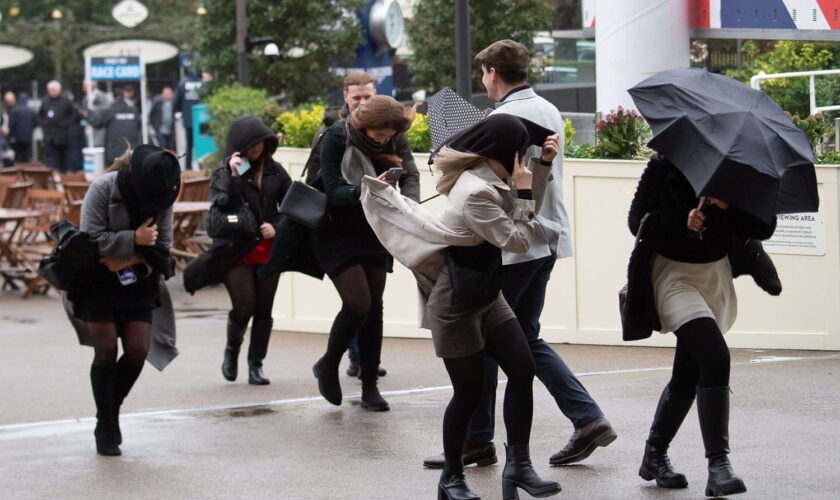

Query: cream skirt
[651,254,737,334]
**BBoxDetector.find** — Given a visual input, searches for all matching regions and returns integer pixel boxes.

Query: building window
[792,9,797,22]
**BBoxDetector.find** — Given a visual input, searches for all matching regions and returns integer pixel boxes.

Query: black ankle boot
[113,359,143,445]
[438,470,480,500]
[501,443,561,499]
[90,365,121,456]
[360,381,389,411]
[697,386,747,497]
[248,363,270,385]
[313,357,342,405]
[222,315,248,382]
[639,386,694,488]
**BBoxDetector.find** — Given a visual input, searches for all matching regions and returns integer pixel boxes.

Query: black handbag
[619,212,657,341]
[446,242,502,308]
[278,180,328,229]
[206,201,259,240]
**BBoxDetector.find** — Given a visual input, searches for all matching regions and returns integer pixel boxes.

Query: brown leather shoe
[422,441,498,469]
[549,417,617,466]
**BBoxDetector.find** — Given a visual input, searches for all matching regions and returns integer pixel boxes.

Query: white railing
[750,69,840,115]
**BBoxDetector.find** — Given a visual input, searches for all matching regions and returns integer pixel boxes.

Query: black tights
[441,318,536,473]
[89,321,151,369]
[224,263,280,324]
[668,317,731,398]
[323,264,386,383]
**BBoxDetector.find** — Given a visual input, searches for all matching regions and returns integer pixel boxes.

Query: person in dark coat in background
[72,145,180,456]
[88,86,142,167]
[149,86,176,151]
[184,115,291,385]
[66,91,85,172]
[628,154,777,497]
[310,95,420,413]
[6,92,39,163]
[82,80,113,148]
[39,80,76,172]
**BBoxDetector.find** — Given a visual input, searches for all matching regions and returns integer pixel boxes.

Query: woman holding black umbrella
[628,154,778,497]
[71,145,180,456]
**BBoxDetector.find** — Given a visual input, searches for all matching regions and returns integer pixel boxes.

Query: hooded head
[116,145,181,226]
[437,113,553,174]
[224,115,278,161]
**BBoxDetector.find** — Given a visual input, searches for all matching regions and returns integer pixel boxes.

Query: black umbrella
[628,67,819,224]
[426,87,485,149]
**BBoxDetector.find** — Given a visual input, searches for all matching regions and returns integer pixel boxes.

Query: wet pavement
[1,281,839,499]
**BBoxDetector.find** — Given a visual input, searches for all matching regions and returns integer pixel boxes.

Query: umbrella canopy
[426,87,485,149]
[628,67,819,224]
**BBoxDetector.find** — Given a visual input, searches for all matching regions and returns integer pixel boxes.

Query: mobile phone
[116,267,137,286]
[235,157,251,176]
[385,167,404,180]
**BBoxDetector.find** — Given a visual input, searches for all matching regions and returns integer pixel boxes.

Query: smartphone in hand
[385,167,404,181]
[236,157,252,176]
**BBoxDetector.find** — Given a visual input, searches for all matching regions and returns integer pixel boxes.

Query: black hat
[438,113,554,173]
[475,39,530,71]
[128,144,181,215]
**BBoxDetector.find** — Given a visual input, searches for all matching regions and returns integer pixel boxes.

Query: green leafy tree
[406,0,554,91]
[0,0,198,85]
[728,41,837,116]
[194,0,365,104]
[205,83,279,153]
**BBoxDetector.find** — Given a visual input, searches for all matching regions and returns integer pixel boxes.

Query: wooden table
[171,202,211,265]
[0,209,38,266]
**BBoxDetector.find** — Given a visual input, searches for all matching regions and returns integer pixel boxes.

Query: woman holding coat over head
[69,145,180,456]
[361,114,563,500]
[184,115,291,385]
[627,154,778,497]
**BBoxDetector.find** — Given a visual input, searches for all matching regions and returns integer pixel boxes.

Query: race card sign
[90,57,142,80]
[764,212,826,256]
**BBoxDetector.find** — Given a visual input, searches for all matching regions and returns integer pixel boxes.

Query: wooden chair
[63,181,91,204]
[19,166,58,191]
[1,182,32,209]
[0,176,16,207]
[19,190,65,245]
[60,171,88,183]
[0,166,21,179]
[180,170,209,179]
[178,176,211,202]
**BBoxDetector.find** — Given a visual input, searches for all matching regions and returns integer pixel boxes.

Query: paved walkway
[1,282,838,499]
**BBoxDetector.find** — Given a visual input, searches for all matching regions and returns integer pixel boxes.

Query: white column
[595,0,690,113]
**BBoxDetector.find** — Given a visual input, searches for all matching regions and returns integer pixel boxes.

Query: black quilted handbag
[206,201,259,240]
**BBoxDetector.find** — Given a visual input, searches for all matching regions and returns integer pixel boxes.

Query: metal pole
[809,74,817,116]
[140,56,149,144]
[235,0,250,86]
[454,0,471,100]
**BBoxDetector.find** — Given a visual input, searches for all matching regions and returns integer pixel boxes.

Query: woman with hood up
[73,145,180,456]
[184,115,291,385]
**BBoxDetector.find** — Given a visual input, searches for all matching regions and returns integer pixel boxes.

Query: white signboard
[764,212,825,256]
[112,0,148,28]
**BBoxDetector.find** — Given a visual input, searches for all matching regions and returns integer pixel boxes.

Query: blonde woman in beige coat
[363,114,562,500]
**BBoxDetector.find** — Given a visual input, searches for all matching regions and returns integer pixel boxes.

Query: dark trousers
[45,143,71,173]
[158,134,175,152]
[468,254,604,442]
[185,127,194,169]
[11,142,31,163]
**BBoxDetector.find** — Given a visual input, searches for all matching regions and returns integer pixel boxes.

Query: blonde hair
[351,95,418,135]
[105,141,133,172]
[433,147,484,195]
[343,71,376,90]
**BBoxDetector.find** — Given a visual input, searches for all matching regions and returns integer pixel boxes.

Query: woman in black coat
[628,155,776,497]
[184,115,291,385]
[310,96,418,412]
[74,145,180,456]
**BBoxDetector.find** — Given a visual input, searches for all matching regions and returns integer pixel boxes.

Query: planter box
[272,147,840,350]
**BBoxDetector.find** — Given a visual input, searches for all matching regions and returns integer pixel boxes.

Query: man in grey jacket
[424,39,615,469]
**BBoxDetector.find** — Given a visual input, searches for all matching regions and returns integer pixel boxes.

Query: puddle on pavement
[201,405,278,420]
[1,316,37,324]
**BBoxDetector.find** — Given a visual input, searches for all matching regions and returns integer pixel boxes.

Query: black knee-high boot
[438,468,481,500]
[359,299,388,411]
[247,317,272,385]
[501,443,561,499]
[313,309,361,406]
[222,314,248,382]
[90,364,120,456]
[697,386,746,497]
[639,386,694,488]
[113,358,144,445]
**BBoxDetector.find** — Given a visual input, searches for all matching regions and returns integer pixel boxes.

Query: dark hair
[491,66,528,85]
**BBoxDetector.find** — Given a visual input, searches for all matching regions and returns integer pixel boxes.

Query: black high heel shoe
[438,470,480,500]
[501,444,561,499]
